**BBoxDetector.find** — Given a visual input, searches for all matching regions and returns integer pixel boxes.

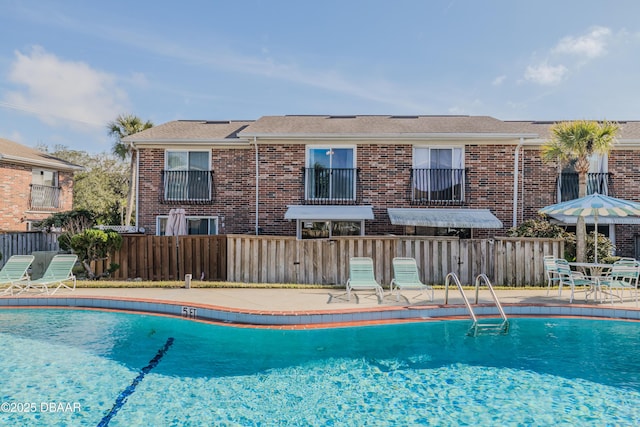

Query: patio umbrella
[166,209,188,237]
[539,193,640,262]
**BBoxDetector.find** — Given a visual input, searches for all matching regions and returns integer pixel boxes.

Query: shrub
[70,229,123,279]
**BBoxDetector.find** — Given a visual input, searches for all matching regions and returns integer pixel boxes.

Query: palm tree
[540,120,619,262]
[107,114,153,227]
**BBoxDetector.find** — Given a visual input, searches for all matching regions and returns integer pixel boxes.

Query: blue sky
[2,0,640,154]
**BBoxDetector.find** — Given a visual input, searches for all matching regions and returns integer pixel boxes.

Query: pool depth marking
[97,337,175,427]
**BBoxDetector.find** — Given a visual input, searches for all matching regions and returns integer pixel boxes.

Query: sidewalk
[50,286,638,312]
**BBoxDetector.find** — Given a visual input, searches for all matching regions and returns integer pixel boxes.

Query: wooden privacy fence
[226,235,564,287]
[94,235,227,281]
[0,232,60,268]
[0,232,563,286]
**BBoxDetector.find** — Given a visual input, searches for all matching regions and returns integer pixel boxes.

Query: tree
[38,145,129,224]
[107,114,153,226]
[540,120,619,262]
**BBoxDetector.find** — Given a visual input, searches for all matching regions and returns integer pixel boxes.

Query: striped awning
[387,208,503,228]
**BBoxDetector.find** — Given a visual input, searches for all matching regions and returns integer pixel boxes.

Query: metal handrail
[444,272,477,324]
[444,272,509,335]
[474,273,508,324]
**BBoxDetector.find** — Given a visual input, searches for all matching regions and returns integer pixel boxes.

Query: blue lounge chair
[19,254,78,295]
[390,257,433,302]
[0,255,35,295]
[346,257,384,303]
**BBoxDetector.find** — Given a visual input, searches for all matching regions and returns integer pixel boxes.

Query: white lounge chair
[346,257,384,303]
[0,255,35,295]
[19,254,78,295]
[390,257,433,302]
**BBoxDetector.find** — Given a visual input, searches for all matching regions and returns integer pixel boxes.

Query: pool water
[1,309,639,426]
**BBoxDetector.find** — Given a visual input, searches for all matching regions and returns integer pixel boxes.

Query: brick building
[0,137,82,231]
[126,116,640,257]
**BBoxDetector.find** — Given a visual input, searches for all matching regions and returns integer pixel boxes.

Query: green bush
[508,217,614,262]
[507,217,566,238]
[70,229,123,279]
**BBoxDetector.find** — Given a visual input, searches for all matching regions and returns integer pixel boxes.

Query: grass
[74,279,546,291]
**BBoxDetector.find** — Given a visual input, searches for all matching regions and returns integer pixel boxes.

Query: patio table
[569,262,613,302]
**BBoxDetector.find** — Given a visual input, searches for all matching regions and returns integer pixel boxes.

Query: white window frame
[156,215,218,236]
[164,150,212,201]
[296,219,365,239]
[305,145,357,201]
[412,146,465,202]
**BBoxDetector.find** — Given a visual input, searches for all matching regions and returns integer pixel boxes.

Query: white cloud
[524,63,568,85]
[3,46,128,130]
[553,26,611,58]
[492,75,506,86]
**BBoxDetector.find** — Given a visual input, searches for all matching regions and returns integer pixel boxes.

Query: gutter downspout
[254,137,259,235]
[512,137,524,228]
[132,141,140,232]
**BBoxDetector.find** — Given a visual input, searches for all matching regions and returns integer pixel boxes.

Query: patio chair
[544,255,561,296]
[390,257,433,302]
[598,260,640,305]
[19,254,78,295]
[346,257,384,303]
[0,255,35,295]
[555,260,597,303]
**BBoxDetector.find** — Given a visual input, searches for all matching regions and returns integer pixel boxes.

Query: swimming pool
[1,309,639,426]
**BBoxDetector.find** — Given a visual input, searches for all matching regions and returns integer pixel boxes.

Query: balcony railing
[30,184,61,210]
[304,167,358,204]
[557,172,611,202]
[411,168,466,204]
[161,170,215,204]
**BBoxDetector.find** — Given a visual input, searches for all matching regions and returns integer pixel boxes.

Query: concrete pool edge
[1,295,640,327]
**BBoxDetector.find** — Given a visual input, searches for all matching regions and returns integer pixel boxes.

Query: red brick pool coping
[2,294,640,329]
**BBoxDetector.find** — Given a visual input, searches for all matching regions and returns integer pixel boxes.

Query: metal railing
[304,167,358,204]
[411,168,465,204]
[444,272,509,336]
[29,184,61,210]
[557,172,611,201]
[161,170,215,204]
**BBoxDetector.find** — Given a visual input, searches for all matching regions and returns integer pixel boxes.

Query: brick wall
[137,147,256,235]
[0,164,74,231]
[136,143,640,258]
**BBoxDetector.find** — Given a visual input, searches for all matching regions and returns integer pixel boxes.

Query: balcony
[557,172,611,202]
[411,168,466,205]
[30,184,61,210]
[161,170,215,204]
[304,167,359,205]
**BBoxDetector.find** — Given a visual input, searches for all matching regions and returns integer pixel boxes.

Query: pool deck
[2,286,640,327]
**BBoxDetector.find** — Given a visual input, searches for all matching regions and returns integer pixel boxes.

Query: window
[412,147,464,203]
[305,146,356,201]
[30,169,60,209]
[164,151,212,201]
[300,220,363,239]
[558,154,609,201]
[157,216,218,236]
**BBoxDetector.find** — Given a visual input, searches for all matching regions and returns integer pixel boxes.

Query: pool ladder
[444,272,510,336]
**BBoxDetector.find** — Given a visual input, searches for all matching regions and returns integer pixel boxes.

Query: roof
[0,137,83,171]
[124,120,254,142]
[239,115,536,139]
[122,116,640,145]
[387,208,503,229]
